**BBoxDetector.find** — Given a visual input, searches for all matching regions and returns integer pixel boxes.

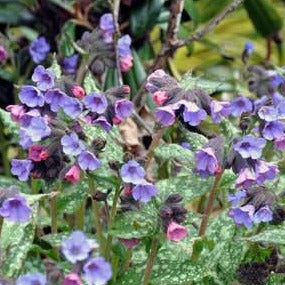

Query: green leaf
[109,203,157,239]
[0,194,44,277]
[130,0,164,37]
[58,20,76,57]
[83,71,100,94]
[49,56,62,79]
[41,232,71,247]
[0,176,29,193]
[157,173,213,203]
[154,143,194,167]
[183,131,208,151]
[243,225,285,245]
[0,108,19,138]
[184,0,199,24]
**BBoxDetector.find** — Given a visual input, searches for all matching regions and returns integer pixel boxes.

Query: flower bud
[165,194,183,204]
[71,85,85,99]
[119,238,140,248]
[0,46,8,62]
[63,273,82,285]
[166,221,188,242]
[153,91,168,106]
[65,165,80,183]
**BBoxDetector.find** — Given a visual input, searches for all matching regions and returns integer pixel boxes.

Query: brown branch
[133,0,244,109]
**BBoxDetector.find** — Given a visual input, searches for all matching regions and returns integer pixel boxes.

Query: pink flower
[153,91,168,106]
[0,46,8,62]
[65,165,81,183]
[71,85,85,99]
[6,105,25,122]
[119,238,140,248]
[120,55,133,72]
[112,116,122,125]
[166,222,188,242]
[28,145,48,162]
[63,273,82,285]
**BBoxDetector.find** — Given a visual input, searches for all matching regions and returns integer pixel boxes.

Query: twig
[198,170,224,236]
[133,0,244,109]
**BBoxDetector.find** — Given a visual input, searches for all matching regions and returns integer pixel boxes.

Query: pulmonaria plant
[7,63,133,183]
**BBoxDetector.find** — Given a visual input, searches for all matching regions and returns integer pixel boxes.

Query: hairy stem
[88,175,105,253]
[142,237,159,285]
[198,170,224,236]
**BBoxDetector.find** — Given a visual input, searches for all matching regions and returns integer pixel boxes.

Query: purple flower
[0,45,8,62]
[61,133,85,156]
[93,116,112,132]
[11,159,33,181]
[32,65,55,91]
[118,35,132,57]
[99,13,114,43]
[244,41,254,54]
[195,147,219,178]
[272,92,284,106]
[20,109,41,127]
[62,231,93,264]
[16,272,47,285]
[270,74,284,88]
[29,36,50,63]
[254,96,268,111]
[83,93,108,114]
[120,160,145,184]
[182,102,207,126]
[25,117,51,141]
[62,54,79,75]
[228,205,255,228]
[181,142,191,150]
[62,97,83,119]
[45,89,67,112]
[155,105,176,126]
[132,181,158,203]
[19,129,33,149]
[78,151,101,171]
[114,99,133,120]
[83,257,112,285]
[234,135,266,159]
[19,86,44,107]
[210,100,231,123]
[230,96,252,117]
[262,121,284,141]
[227,190,247,207]
[0,194,31,223]
[258,106,278,122]
[255,160,279,185]
[276,99,285,118]
[253,206,273,223]
[235,168,255,189]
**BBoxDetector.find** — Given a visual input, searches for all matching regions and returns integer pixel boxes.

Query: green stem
[142,237,159,285]
[0,122,10,177]
[88,175,105,253]
[50,194,58,234]
[0,217,3,238]
[122,248,133,271]
[198,170,224,237]
[104,185,121,259]
[76,200,85,230]
[111,254,120,282]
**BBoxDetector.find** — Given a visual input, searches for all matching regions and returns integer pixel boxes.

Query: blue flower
[118,35,132,57]
[210,100,231,123]
[16,272,47,285]
[195,147,219,178]
[61,133,85,156]
[62,54,79,75]
[83,93,108,114]
[62,97,83,119]
[262,121,284,141]
[155,105,176,126]
[99,13,114,43]
[19,86,44,107]
[31,65,55,91]
[83,257,112,285]
[227,190,247,207]
[244,41,254,54]
[93,116,112,132]
[114,99,133,120]
[230,96,252,117]
[228,205,255,228]
[120,160,145,184]
[78,151,101,171]
[62,231,93,264]
[29,36,50,63]
[234,135,266,159]
[45,89,67,112]
[25,117,51,142]
[132,181,158,203]
[0,194,31,223]
[183,102,207,126]
[11,159,33,181]
[253,206,273,223]
[255,160,279,185]
[258,106,278,122]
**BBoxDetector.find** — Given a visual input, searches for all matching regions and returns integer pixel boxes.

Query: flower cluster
[7,64,133,183]
[120,160,158,203]
[15,231,112,285]
[159,194,188,242]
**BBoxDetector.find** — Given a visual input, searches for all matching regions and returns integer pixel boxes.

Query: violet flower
[61,133,85,156]
[78,151,101,171]
[195,147,219,177]
[120,160,145,184]
[155,105,176,126]
[16,272,47,285]
[29,36,50,63]
[19,86,44,108]
[132,181,158,203]
[31,65,55,91]
[45,89,67,112]
[11,159,33,181]
[255,160,279,185]
[83,93,108,114]
[210,100,231,123]
[114,99,133,120]
[230,96,252,117]
[262,121,284,141]
[182,102,207,126]
[228,205,255,228]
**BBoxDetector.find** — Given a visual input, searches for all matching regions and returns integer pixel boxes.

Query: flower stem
[104,185,121,259]
[76,200,85,230]
[142,237,159,285]
[88,175,105,253]
[50,193,58,234]
[198,170,224,237]
[122,248,133,271]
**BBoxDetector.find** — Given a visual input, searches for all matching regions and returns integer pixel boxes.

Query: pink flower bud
[120,55,133,72]
[123,186,133,196]
[71,85,85,99]
[112,116,122,125]
[28,145,48,162]
[166,221,188,242]
[63,273,82,285]
[119,238,140,248]
[65,165,81,183]
[6,105,25,122]
[122,85,131,94]
[0,46,8,62]
[153,91,168,106]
